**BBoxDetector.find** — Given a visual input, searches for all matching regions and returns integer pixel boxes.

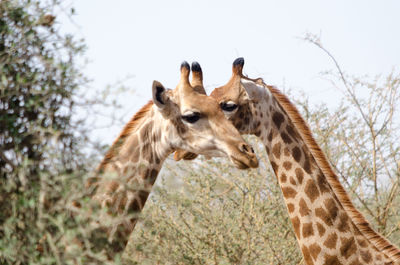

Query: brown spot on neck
[309,243,322,262]
[287,203,295,213]
[270,160,279,173]
[324,254,343,265]
[324,198,339,221]
[292,146,302,162]
[272,142,281,158]
[282,186,297,199]
[316,222,326,236]
[324,232,338,249]
[292,216,301,239]
[302,223,314,238]
[337,213,350,232]
[281,131,292,144]
[299,198,311,216]
[305,179,320,203]
[272,111,285,129]
[340,237,357,259]
[315,207,333,226]
[302,245,315,265]
[295,168,304,184]
[283,161,292,170]
[360,250,372,263]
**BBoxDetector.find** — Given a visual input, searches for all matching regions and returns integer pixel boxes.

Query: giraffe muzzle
[231,143,258,169]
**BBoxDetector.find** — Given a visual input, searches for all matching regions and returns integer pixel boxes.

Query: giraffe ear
[152,80,170,108]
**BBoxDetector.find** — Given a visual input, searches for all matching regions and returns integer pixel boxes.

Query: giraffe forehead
[210,75,242,101]
[179,92,221,115]
[211,87,240,106]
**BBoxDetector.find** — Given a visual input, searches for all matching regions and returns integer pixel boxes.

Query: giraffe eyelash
[220,102,238,112]
[181,112,201,123]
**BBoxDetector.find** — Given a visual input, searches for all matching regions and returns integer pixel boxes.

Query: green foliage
[0,1,104,263]
[0,2,139,263]
[0,0,85,173]
[298,72,400,243]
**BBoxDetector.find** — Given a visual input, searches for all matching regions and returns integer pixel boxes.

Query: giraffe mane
[264,84,400,261]
[97,100,154,171]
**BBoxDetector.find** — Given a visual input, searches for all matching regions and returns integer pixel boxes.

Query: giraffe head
[209,57,268,136]
[153,61,258,169]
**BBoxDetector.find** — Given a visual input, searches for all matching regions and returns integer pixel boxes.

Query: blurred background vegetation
[0,0,130,263]
[1,0,399,264]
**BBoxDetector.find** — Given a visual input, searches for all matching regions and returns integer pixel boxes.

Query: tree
[0,0,85,174]
[0,1,100,263]
[302,33,400,242]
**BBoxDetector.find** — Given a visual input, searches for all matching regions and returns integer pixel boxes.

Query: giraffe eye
[220,102,238,112]
[181,112,201,123]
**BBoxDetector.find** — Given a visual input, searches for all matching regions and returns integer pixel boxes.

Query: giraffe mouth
[229,142,259,169]
[230,154,258,169]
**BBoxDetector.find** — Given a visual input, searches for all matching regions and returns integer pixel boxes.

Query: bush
[125,137,302,264]
[0,1,123,263]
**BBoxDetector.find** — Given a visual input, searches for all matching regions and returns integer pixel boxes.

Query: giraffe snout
[239,143,255,154]
[233,143,258,169]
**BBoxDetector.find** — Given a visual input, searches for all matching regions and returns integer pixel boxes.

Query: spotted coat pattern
[90,103,174,254]
[238,87,397,264]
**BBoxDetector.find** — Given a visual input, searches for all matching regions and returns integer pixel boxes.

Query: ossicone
[232,57,244,76]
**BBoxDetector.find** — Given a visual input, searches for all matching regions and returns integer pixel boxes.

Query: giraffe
[88,61,258,257]
[177,58,400,264]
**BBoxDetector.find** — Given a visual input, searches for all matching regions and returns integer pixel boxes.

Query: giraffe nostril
[240,143,255,154]
[243,145,249,152]
[241,144,248,153]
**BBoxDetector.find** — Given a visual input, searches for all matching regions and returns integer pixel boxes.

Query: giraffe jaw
[230,153,259,169]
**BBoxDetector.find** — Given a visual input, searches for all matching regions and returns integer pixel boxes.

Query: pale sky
[60,0,400,145]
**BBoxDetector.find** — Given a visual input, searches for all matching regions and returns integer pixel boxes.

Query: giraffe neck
[94,101,174,251]
[245,84,399,264]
